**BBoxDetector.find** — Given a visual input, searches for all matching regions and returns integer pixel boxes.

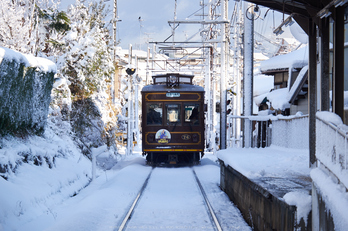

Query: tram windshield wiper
[171,121,178,132]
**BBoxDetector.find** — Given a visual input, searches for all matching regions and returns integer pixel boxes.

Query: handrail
[228,114,309,121]
[316,115,348,192]
[317,159,348,192]
[316,115,348,138]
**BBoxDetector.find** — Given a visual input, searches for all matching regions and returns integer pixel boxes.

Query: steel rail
[117,167,154,231]
[192,168,223,231]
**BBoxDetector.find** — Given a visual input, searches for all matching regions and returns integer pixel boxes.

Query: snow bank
[217,146,309,179]
[316,111,343,126]
[283,191,311,225]
[311,168,348,231]
[0,47,56,73]
[0,121,92,230]
[218,146,311,227]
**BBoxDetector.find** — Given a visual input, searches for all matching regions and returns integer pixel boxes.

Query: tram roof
[142,73,204,92]
[142,83,204,93]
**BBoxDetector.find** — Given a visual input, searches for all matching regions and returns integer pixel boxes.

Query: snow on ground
[311,168,348,231]
[218,145,312,223]
[218,145,309,179]
[0,139,251,231]
[127,167,213,230]
[194,156,251,231]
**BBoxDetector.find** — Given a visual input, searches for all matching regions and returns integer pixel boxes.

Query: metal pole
[146,46,150,85]
[212,61,216,154]
[127,44,133,155]
[308,19,317,167]
[152,44,156,72]
[320,17,330,111]
[135,55,140,147]
[243,2,254,148]
[333,6,345,120]
[111,0,118,103]
[220,0,229,150]
[233,1,242,147]
[204,0,212,151]
[113,0,118,62]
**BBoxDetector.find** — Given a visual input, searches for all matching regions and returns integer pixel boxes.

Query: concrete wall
[220,160,311,231]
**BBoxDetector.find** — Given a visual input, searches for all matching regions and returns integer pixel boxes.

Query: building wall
[290,94,309,115]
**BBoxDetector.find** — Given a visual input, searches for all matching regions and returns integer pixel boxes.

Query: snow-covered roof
[253,74,274,97]
[254,53,269,62]
[0,46,57,73]
[260,46,308,73]
[116,47,148,59]
[254,65,309,111]
[288,65,308,104]
[254,88,290,111]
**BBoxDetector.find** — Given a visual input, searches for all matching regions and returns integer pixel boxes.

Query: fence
[272,115,309,149]
[316,116,348,190]
[227,115,309,149]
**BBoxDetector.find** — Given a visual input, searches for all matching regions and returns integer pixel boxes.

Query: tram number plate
[166,93,180,98]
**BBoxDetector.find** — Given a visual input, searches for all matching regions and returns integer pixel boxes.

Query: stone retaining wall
[220,160,310,231]
[0,52,55,135]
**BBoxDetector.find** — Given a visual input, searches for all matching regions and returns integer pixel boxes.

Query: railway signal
[126,67,136,75]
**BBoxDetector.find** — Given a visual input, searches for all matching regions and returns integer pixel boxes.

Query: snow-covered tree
[52,0,117,157]
[0,0,65,55]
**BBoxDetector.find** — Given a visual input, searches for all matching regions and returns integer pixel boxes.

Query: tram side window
[166,104,181,124]
[184,104,200,125]
[147,103,163,125]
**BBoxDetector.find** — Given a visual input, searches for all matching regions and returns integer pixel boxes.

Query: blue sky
[116,0,294,49]
[60,0,294,50]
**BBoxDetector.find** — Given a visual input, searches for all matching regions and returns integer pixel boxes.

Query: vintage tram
[141,73,205,165]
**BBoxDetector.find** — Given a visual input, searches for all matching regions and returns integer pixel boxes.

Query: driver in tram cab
[147,108,161,125]
[189,107,199,125]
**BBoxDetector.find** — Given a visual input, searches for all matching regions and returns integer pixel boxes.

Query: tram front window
[166,104,181,124]
[146,103,163,125]
[184,104,199,125]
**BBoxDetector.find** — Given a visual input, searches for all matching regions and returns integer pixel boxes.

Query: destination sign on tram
[166,93,180,98]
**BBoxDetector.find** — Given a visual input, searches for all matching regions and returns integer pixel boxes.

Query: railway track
[116,166,223,231]
[192,168,223,231]
[116,167,155,231]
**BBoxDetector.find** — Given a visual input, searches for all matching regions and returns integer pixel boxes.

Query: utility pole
[230,1,243,147]
[204,0,212,152]
[146,46,150,85]
[127,44,133,155]
[111,0,118,103]
[220,0,229,150]
[134,55,140,147]
[243,2,254,148]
